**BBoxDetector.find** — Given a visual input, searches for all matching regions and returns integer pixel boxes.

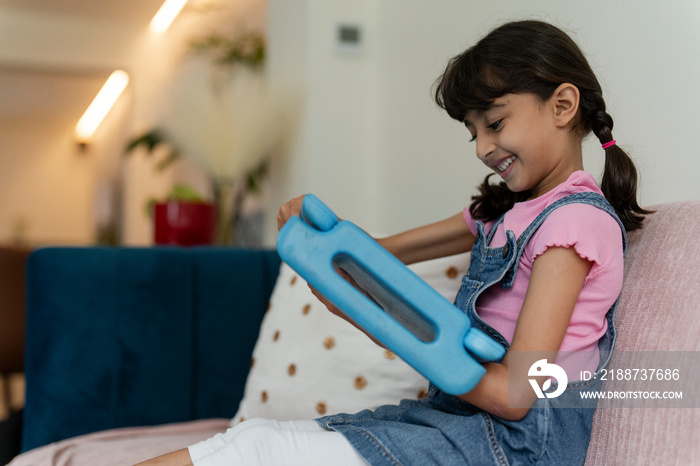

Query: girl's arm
[456,246,593,421]
[278,195,476,262]
[377,212,475,264]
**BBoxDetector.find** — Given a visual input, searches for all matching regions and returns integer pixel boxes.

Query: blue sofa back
[22,247,281,452]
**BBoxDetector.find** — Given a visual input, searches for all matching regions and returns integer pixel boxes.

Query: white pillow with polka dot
[232,252,470,424]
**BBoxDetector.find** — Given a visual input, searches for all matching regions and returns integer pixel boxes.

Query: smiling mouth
[496,155,516,172]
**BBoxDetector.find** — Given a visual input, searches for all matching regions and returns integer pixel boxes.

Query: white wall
[266,0,381,230]
[265,0,700,244]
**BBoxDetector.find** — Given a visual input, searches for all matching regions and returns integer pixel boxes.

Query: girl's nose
[475,137,494,163]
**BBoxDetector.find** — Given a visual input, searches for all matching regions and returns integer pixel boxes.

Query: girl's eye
[464,122,476,142]
[488,119,503,131]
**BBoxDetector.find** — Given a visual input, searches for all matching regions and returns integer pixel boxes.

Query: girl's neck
[529,144,584,200]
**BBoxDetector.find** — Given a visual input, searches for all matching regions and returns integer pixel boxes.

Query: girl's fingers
[276,194,306,230]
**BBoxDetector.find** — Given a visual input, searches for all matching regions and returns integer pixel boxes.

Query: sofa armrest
[22,247,281,452]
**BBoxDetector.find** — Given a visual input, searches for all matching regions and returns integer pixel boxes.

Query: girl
[140,20,649,466]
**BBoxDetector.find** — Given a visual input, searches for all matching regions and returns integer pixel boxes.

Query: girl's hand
[308,270,389,349]
[308,282,346,320]
[276,194,307,231]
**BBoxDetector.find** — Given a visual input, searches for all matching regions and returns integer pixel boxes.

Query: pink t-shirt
[463,171,624,372]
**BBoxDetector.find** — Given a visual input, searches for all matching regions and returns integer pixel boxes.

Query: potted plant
[124,131,214,246]
[149,184,216,246]
[125,128,270,246]
[125,29,296,246]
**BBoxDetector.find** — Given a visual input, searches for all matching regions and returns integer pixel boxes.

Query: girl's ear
[550,83,580,127]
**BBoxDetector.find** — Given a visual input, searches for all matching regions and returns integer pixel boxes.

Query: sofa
[10,200,700,465]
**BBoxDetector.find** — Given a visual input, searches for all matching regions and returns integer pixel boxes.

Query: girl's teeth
[497,156,516,172]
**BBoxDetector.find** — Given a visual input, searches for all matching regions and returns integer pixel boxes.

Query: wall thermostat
[336,23,363,52]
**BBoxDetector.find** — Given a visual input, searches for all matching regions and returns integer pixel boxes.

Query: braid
[590,109,613,140]
[586,107,652,231]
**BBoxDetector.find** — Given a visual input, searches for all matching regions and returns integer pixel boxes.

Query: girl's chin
[503,179,532,196]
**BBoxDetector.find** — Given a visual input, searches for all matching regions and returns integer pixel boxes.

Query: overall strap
[484,212,505,245]
[501,192,628,289]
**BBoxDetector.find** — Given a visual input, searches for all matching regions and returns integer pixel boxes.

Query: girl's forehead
[463,93,543,125]
[463,98,510,125]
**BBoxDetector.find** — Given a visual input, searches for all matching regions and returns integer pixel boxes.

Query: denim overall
[318,192,627,466]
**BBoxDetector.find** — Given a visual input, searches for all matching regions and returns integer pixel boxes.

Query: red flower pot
[154,202,216,246]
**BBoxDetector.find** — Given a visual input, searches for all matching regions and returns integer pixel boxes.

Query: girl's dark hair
[434,20,650,231]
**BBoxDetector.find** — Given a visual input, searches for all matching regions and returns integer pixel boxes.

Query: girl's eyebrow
[463,103,507,127]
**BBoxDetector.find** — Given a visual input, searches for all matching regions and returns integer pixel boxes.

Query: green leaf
[154,149,180,172]
[167,184,205,202]
[125,129,166,155]
[144,197,157,219]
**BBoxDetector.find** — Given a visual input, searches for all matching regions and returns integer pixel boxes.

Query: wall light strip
[150,0,189,33]
[75,70,129,142]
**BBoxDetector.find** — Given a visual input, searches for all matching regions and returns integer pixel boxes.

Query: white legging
[188,418,369,466]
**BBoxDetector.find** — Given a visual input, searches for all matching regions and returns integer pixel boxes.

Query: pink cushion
[585,200,700,465]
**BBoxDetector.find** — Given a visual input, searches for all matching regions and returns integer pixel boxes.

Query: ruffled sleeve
[462,207,496,237]
[462,207,478,236]
[528,203,623,274]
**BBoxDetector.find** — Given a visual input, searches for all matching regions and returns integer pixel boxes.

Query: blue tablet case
[277,194,505,395]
